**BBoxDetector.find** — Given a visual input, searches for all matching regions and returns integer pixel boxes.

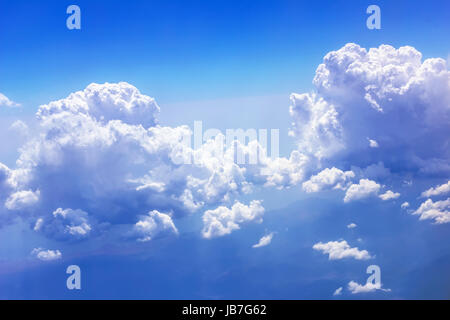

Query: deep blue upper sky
[0,0,449,299]
[1,0,448,106]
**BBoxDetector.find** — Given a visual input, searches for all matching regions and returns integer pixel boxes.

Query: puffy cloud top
[413,198,450,224]
[202,200,264,239]
[302,167,354,193]
[133,210,178,242]
[344,179,381,203]
[31,248,62,261]
[290,43,450,175]
[421,181,450,198]
[36,82,160,128]
[313,240,372,260]
[379,190,400,201]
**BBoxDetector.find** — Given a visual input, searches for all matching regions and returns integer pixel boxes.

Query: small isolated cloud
[0,93,20,108]
[347,223,357,229]
[348,280,391,294]
[333,287,343,296]
[368,138,379,148]
[302,167,355,193]
[31,248,62,261]
[312,240,372,260]
[344,179,380,203]
[252,232,274,248]
[202,200,264,239]
[132,210,178,242]
[421,181,450,198]
[401,202,410,209]
[412,198,450,224]
[379,190,400,201]
[5,190,40,210]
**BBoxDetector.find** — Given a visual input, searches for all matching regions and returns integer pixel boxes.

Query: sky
[0,0,449,299]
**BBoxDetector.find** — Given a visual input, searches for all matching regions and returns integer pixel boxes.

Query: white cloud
[312,240,372,260]
[34,218,44,231]
[202,200,264,239]
[401,202,410,209]
[258,149,310,189]
[344,179,380,203]
[412,198,450,224]
[421,181,450,198]
[333,287,343,296]
[302,167,354,193]
[368,138,379,148]
[0,93,20,107]
[348,280,391,294]
[5,189,40,210]
[379,190,400,201]
[132,210,178,242]
[289,43,450,176]
[252,232,274,248]
[36,208,93,240]
[31,248,62,261]
[0,82,305,243]
[347,223,357,229]
[36,82,160,128]
[289,92,343,160]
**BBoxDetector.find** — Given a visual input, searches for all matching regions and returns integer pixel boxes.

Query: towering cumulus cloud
[290,43,450,175]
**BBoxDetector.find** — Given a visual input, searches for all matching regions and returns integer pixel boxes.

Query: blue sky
[0,0,449,299]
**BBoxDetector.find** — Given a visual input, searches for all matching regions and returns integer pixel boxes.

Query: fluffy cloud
[5,190,40,210]
[421,181,450,198]
[378,190,400,201]
[344,179,381,203]
[36,82,160,128]
[401,202,410,209]
[289,92,343,160]
[347,223,357,229]
[0,82,305,244]
[368,139,379,148]
[0,93,20,107]
[31,248,62,261]
[252,232,274,248]
[35,208,93,241]
[312,240,372,260]
[289,43,450,176]
[132,210,178,242]
[302,167,354,193]
[348,280,391,294]
[202,200,264,239]
[412,198,450,224]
